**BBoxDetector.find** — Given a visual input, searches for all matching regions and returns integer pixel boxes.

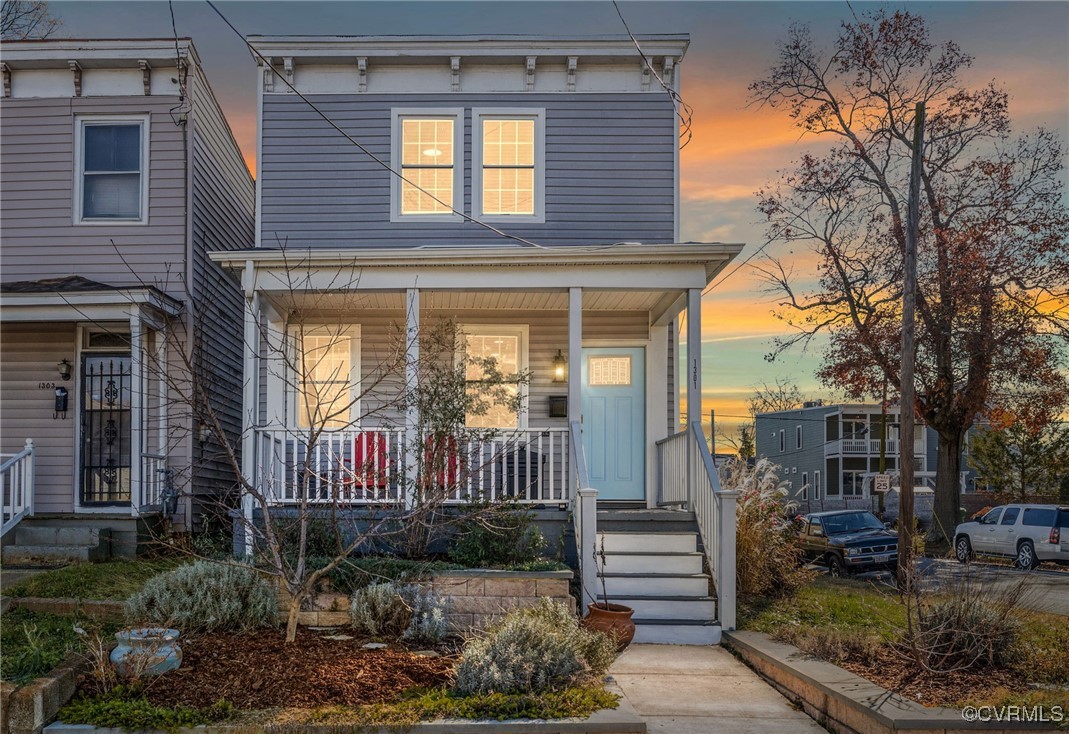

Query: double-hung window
[461,325,528,430]
[473,109,545,222]
[76,116,148,223]
[291,325,361,429]
[391,110,463,219]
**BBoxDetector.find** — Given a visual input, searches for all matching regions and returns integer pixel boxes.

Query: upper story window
[75,116,148,224]
[391,109,463,220]
[473,109,545,223]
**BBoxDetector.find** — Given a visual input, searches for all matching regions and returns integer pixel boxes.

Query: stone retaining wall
[279,570,575,632]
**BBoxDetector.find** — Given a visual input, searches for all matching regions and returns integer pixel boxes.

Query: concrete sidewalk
[609,644,827,734]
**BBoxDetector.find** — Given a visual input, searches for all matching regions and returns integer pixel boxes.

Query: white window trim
[796,425,802,449]
[459,323,530,430]
[814,470,821,500]
[73,114,150,226]
[287,324,362,429]
[779,429,785,453]
[390,108,464,222]
[471,108,546,224]
[801,472,808,501]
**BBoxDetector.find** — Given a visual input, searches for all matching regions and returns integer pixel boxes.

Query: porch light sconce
[552,349,567,383]
[57,359,72,381]
[197,421,212,445]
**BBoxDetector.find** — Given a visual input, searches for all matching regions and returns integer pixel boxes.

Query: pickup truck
[797,510,899,576]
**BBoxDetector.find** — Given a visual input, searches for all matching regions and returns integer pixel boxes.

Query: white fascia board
[2,39,198,69]
[248,35,689,61]
[210,242,743,270]
[0,289,182,318]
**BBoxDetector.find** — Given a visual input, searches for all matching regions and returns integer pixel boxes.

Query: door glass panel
[588,356,631,386]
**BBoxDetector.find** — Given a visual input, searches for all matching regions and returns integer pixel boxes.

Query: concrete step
[633,619,722,645]
[597,531,697,554]
[1,542,109,565]
[597,509,699,534]
[600,594,717,621]
[14,526,109,547]
[599,572,711,597]
[600,551,704,575]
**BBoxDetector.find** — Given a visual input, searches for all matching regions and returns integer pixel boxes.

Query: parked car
[797,510,899,576]
[953,504,1069,569]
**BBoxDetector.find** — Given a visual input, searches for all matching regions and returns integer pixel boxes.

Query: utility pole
[898,102,924,589]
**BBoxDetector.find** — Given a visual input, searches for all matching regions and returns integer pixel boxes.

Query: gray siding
[0,97,188,288]
[755,407,829,507]
[260,94,676,248]
[188,66,257,527]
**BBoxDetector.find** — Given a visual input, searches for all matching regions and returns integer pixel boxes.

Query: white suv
[954,504,1069,569]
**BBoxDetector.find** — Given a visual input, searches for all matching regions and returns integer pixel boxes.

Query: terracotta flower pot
[583,602,635,651]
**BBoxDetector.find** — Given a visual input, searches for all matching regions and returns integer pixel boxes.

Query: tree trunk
[285,593,302,643]
[932,431,963,542]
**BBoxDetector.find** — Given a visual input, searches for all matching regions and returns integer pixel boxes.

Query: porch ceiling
[267,289,669,313]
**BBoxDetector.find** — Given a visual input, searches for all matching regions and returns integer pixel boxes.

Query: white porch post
[240,261,260,558]
[568,287,582,494]
[129,308,143,517]
[717,489,740,631]
[686,288,702,428]
[404,287,420,510]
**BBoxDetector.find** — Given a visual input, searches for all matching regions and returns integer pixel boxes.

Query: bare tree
[747,377,806,420]
[1,1,60,40]
[750,9,1069,539]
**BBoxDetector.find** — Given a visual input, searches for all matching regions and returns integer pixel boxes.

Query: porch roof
[210,242,744,295]
[0,277,182,323]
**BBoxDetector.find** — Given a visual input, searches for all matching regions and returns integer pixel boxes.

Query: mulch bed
[135,629,456,710]
[836,644,1023,707]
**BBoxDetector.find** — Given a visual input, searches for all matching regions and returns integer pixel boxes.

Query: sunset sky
[50,0,1069,439]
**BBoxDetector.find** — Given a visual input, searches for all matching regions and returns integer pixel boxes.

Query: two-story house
[212,35,743,642]
[755,401,977,522]
[0,39,254,558]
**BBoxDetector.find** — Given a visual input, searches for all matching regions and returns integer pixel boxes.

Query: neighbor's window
[293,326,359,429]
[462,326,526,429]
[393,112,461,217]
[474,110,544,221]
[77,118,147,223]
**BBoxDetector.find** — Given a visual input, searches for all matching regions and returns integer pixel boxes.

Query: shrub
[312,556,462,595]
[448,505,545,569]
[905,575,1022,673]
[718,458,814,599]
[454,599,616,696]
[773,626,879,665]
[60,688,233,734]
[349,582,447,643]
[124,561,277,632]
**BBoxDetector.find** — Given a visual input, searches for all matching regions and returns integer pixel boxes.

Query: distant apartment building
[754,401,977,518]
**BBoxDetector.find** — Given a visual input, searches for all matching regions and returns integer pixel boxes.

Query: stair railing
[1,438,35,538]
[569,419,599,610]
[655,423,739,630]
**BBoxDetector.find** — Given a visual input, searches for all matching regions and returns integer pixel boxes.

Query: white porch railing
[253,427,570,505]
[141,452,168,510]
[656,423,738,630]
[1,438,35,538]
[569,420,598,610]
[825,438,924,456]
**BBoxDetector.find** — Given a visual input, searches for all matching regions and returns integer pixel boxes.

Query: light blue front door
[582,347,645,501]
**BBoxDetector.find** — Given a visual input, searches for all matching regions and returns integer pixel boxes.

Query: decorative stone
[410,650,441,658]
[362,642,388,650]
[323,634,354,641]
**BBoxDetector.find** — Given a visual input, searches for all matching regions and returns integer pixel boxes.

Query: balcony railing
[253,427,570,505]
[825,438,924,456]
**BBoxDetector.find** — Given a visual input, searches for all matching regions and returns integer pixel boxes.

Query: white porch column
[686,288,702,427]
[240,261,260,557]
[404,287,420,509]
[567,288,582,425]
[129,308,143,517]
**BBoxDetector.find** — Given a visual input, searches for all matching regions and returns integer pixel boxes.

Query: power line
[611,0,694,150]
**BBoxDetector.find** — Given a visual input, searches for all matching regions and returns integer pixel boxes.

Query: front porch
[216,242,744,638]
